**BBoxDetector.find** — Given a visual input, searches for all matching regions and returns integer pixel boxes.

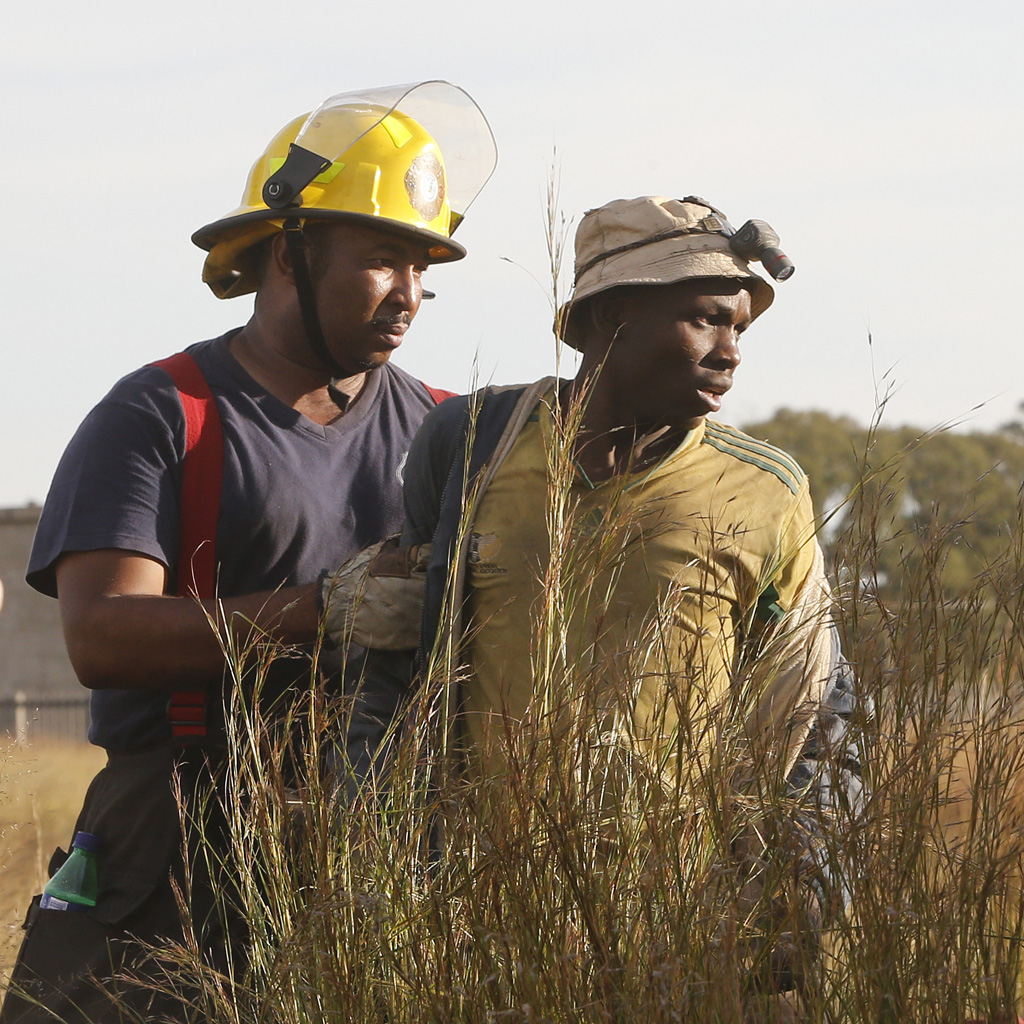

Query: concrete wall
[0,506,80,701]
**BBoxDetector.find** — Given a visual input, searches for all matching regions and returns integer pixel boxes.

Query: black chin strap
[326,380,351,411]
[282,218,347,378]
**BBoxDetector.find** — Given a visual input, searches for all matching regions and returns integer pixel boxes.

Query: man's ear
[268,230,296,286]
[589,290,629,339]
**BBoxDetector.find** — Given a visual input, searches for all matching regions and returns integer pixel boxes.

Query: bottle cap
[72,831,101,853]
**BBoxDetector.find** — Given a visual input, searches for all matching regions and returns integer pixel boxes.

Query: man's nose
[709,327,742,369]
[389,266,422,311]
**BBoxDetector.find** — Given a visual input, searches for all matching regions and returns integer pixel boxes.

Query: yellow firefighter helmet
[192,81,496,299]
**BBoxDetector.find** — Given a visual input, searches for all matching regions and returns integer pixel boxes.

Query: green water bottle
[40,831,100,912]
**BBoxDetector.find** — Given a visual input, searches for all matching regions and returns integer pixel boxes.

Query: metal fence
[0,692,91,743]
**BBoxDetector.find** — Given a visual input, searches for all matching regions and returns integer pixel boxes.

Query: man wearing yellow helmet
[1,82,496,1023]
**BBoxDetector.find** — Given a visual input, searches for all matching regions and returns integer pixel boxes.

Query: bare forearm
[62,584,320,690]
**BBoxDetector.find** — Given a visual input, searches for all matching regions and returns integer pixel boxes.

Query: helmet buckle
[263,144,333,210]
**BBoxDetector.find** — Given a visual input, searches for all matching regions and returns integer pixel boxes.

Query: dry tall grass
[117,416,1024,1024]
[4,430,1024,1022]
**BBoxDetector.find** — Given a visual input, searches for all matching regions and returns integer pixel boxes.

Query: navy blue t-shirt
[28,331,442,750]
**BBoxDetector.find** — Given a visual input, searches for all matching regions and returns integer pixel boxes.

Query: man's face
[308,221,433,376]
[593,278,753,432]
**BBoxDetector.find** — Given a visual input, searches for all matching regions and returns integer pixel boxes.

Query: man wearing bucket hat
[335,195,863,1014]
[1,82,496,1023]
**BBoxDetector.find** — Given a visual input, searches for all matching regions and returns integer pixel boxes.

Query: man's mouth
[696,380,731,411]
[369,315,411,346]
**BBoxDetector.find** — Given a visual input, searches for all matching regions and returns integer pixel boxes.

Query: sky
[1,0,1021,507]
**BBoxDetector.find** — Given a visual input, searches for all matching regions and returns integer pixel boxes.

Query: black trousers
[1,743,241,1024]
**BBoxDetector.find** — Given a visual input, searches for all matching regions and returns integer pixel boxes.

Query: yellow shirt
[461,392,817,779]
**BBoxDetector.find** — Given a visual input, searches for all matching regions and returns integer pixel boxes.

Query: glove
[320,536,430,650]
[722,824,825,998]
[739,854,823,996]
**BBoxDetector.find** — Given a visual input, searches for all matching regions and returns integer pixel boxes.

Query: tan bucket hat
[558,196,776,349]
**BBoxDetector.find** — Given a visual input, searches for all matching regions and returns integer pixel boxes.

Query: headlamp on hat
[679,197,794,282]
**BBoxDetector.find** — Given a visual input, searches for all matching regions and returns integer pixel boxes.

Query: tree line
[742,408,1024,599]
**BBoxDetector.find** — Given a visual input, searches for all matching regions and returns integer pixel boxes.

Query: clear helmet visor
[262,80,497,225]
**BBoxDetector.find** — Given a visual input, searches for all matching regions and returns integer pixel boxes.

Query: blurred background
[2,0,1021,510]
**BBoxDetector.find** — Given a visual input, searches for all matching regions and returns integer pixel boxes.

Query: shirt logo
[468,532,506,575]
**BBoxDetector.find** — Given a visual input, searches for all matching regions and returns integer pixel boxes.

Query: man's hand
[320,537,430,650]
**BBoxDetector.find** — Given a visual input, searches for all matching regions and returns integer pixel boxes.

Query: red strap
[150,353,224,598]
[422,383,457,405]
[150,352,224,742]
